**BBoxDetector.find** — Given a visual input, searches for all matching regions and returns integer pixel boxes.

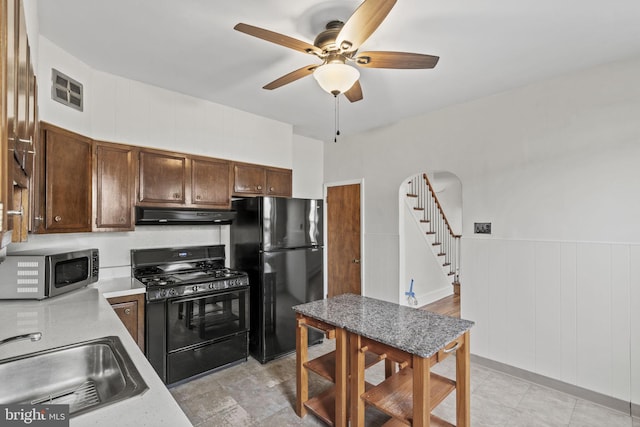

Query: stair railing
[407,173,461,285]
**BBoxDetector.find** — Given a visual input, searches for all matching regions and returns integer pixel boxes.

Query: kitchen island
[0,286,191,427]
[293,293,474,427]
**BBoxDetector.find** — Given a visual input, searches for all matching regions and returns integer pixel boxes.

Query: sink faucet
[0,332,42,347]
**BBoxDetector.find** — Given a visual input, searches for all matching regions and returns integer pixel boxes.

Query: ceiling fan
[234,0,439,102]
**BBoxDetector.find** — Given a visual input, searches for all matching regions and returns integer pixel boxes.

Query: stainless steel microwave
[0,248,99,300]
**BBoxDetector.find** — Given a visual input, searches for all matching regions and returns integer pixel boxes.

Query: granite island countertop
[0,287,191,427]
[293,293,474,358]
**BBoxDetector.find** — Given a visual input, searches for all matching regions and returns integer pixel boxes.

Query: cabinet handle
[119,217,125,223]
[443,342,460,354]
[196,195,201,200]
[54,215,62,222]
[352,259,360,264]
[256,185,262,190]
[269,187,275,192]
[7,209,23,216]
[124,308,132,315]
[173,193,180,199]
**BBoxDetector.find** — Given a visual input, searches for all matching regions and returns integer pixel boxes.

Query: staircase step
[442,262,451,267]
[437,253,446,257]
[426,231,436,235]
[432,242,441,246]
[420,219,430,223]
[407,193,418,198]
[413,207,424,211]
[448,272,455,276]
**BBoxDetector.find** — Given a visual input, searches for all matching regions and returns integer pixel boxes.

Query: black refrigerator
[231,196,324,363]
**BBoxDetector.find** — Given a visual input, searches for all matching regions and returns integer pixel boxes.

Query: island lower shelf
[361,367,456,426]
[304,349,385,382]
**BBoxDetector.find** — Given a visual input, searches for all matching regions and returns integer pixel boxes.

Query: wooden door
[94,141,135,231]
[191,157,231,208]
[327,183,361,297]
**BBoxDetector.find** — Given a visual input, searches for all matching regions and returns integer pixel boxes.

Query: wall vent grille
[51,69,83,111]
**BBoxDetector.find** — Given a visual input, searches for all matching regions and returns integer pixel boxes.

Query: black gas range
[132,245,249,385]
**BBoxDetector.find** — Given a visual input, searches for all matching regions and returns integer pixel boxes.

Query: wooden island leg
[335,327,347,427]
[296,314,308,417]
[456,331,471,427]
[413,355,432,427]
[349,333,365,426]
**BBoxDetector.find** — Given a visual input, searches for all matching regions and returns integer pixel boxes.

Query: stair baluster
[407,173,461,292]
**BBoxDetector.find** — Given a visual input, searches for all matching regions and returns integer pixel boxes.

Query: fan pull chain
[334,94,340,143]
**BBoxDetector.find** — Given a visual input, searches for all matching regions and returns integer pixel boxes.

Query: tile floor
[170,340,639,427]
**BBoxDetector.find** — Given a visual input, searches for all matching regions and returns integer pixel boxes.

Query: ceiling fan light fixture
[313,63,360,95]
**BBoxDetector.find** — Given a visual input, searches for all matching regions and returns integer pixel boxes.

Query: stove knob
[168,288,176,296]
[192,285,199,292]
[160,289,167,297]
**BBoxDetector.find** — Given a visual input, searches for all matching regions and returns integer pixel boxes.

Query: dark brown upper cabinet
[2,0,37,244]
[138,149,188,206]
[191,157,231,209]
[266,167,292,197]
[232,162,265,196]
[232,162,292,198]
[34,123,92,233]
[94,141,136,231]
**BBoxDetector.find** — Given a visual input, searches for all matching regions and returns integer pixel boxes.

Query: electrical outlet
[474,222,492,234]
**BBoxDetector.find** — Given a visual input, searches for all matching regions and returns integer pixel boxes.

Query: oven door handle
[169,289,246,304]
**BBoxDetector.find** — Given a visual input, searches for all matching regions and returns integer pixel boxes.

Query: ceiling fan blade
[336,0,397,52]
[355,51,439,69]
[344,80,363,102]
[234,23,322,56]
[263,65,318,90]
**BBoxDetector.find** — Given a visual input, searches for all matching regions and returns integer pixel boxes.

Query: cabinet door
[108,294,145,352]
[2,0,17,240]
[266,167,292,197]
[94,142,135,231]
[5,0,16,155]
[138,150,187,205]
[14,1,29,172]
[40,125,92,233]
[191,158,231,208]
[233,163,265,195]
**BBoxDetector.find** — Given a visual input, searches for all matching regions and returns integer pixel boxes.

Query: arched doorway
[398,171,462,307]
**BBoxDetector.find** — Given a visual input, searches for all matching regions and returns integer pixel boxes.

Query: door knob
[352,259,360,264]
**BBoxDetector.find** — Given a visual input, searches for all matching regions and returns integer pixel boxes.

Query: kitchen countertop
[0,287,191,427]
[293,293,474,358]
[89,276,146,298]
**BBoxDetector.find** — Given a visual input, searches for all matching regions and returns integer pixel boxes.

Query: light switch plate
[474,222,492,234]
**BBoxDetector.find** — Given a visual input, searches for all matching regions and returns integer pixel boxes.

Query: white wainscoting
[461,238,637,404]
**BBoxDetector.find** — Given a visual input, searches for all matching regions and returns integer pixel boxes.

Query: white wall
[292,134,324,199]
[38,37,293,167]
[324,57,640,405]
[401,198,452,306]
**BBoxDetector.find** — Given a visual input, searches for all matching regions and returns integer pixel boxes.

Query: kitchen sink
[0,336,148,417]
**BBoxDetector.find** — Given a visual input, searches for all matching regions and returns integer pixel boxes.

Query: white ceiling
[36,0,640,142]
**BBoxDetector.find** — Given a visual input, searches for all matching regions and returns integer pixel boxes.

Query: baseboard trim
[471,354,633,416]
[417,286,452,306]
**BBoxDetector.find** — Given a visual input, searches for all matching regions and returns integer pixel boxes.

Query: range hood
[135,207,236,225]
